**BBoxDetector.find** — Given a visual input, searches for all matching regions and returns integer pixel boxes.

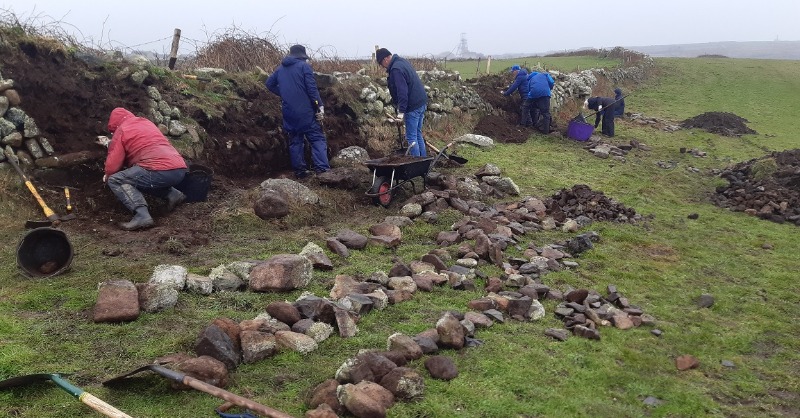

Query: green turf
[1,56,799,417]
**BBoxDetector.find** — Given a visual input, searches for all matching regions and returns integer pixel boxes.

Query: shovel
[103,364,293,418]
[426,140,468,164]
[0,373,132,418]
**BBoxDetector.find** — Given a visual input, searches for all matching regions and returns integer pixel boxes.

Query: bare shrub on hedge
[186,26,284,72]
[0,8,81,51]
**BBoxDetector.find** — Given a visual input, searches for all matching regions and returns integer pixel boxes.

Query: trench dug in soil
[1,43,367,255]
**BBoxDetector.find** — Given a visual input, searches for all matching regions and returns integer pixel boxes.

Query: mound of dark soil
[473,114,530,143]
[467,74,535,143]
[681,112,757,137]
[468,74,519,115]
[712,149,800,225]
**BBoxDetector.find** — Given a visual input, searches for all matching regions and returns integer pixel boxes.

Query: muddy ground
[682,111,757,137]
[0,43,367,255]
[468,74,533,143]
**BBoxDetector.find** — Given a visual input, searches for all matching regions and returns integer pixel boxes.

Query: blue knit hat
[510,65,521,72]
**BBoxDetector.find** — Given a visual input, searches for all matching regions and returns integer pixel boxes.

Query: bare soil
[682,111,757,137]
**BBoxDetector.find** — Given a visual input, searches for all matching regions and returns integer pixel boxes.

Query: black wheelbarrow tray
[364,154,435,207]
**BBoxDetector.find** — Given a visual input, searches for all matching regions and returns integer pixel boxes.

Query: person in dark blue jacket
[613,88,625,118]
[502,65,530,126]
[266,44,330,178]
[523,71,555,133]
[376,47,428,157]
[586,96,617,137]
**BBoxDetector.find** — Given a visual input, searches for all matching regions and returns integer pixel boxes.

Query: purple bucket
[567,120,594,141]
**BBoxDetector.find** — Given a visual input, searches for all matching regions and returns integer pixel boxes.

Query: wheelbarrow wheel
[370,175,393,208]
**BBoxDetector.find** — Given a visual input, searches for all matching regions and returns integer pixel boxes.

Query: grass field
[1,56,799,417]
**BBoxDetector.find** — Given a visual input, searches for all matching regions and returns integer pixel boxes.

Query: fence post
[373,45,380,73]
[475,57,481,77]
[168,28,181,70]
[486,55,492,74]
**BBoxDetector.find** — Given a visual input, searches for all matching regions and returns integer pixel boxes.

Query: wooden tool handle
[25,181,58,221]
[183,376,294,418]
[78,392,134,418]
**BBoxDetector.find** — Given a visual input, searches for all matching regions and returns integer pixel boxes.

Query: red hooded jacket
[104,107,187,176]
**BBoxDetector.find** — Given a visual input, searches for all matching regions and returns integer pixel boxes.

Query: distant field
[635,57,800,149]
[440,56,622,79]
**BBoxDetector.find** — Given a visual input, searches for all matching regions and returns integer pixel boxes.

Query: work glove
[96,135,111,147]
[598,105,603,112]
[316,106,325,121]
[397,113,405,122]
[583,100,589,109]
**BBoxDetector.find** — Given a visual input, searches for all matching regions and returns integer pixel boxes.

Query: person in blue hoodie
[523,71,555,133]
[613,88,625,118]
[266,44,330,178]
[376,47,428,157]
[502,65,530,126]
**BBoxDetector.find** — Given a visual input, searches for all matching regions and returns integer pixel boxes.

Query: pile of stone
[583,138,652,161]
[549,285,656,341]
[712,149,800,225]
[544,184,643,224]
[93,171,651,417]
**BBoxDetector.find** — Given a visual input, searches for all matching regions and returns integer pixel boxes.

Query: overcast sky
[3,1,798,58]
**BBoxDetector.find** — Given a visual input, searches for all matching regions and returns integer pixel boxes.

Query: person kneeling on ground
[585,97,618,137]
[103,107,188,231]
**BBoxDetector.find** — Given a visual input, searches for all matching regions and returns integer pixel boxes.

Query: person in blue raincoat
[266,44,330,178]
[613,88,625,118]
[522,71,555,133]
[502,65,530,126]
[376,47,428,157]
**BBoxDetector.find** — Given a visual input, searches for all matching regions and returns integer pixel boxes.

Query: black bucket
[17,227,74,277]
[175,164,213,202]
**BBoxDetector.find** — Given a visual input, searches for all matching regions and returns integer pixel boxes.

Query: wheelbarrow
[364,154,435,207]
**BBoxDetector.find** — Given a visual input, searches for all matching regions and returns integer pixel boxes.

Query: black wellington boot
[165,187,186,212]
[119,207,154,231]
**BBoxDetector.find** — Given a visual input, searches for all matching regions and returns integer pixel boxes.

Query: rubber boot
[119,207,154,231]
[165,187,186,212]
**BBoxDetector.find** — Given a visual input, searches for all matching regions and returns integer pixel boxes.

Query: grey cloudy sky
[3,0,798,57]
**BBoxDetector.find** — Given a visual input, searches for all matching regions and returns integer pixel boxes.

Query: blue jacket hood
[281,56,306,67]
[526,72,555,99]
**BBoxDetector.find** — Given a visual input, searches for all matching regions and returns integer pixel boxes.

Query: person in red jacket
[103,107,188,230]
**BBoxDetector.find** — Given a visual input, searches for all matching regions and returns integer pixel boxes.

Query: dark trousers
[597,105,616,136]
[520,99,534,127]
[288,121,330,175]
[107,165,187,211]
[531,96,551,134]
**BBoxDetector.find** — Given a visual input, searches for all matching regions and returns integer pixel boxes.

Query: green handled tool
[0,373,133,417]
